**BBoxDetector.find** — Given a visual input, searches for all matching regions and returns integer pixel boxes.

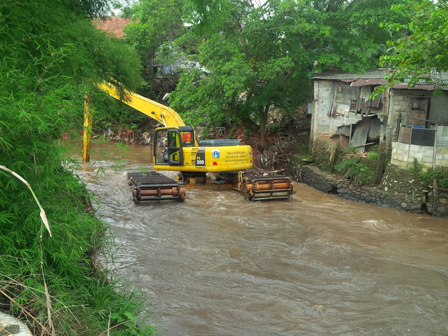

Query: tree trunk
[259,105,269,148]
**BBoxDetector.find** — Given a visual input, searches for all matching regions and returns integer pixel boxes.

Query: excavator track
[178,170,296,201]
[234,170,296,201]
[128,171,186,204]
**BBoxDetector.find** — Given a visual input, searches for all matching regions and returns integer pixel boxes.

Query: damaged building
[310,69,448,170]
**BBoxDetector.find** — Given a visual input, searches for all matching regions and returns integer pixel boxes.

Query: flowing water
[78,144,448,336]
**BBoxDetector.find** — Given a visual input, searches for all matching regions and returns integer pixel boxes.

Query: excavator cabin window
[167,131,179,147]
[154,129,184,166]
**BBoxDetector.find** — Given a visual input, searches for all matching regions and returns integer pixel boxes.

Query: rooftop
[312,69,389,80]
[92,17,131,39]
[312,69,448,90]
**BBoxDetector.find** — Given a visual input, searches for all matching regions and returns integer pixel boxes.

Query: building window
[350,100,357,112]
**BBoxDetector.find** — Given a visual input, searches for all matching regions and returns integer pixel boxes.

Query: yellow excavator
[96,82,295,203]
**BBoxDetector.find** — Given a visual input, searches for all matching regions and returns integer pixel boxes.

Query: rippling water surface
[77,144,448,336]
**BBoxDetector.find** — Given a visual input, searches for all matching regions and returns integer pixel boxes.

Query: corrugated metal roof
[313,69,448,90]
[393,84,435,90]
[394,71,448,90]
[429,70,448,82]
[312,69,389,80]
[351,79,434,90]
[350,79,388,86]
[423,71,448,90]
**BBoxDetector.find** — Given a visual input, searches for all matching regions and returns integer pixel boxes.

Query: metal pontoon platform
[233,170,296,201]
[127,171,186,204]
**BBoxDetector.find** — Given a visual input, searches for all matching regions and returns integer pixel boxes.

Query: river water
[78,144,448,336]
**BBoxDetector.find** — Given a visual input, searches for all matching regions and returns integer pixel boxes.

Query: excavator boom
[97,82,185,127]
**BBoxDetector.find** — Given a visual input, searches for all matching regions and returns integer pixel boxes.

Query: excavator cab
[153,126,195,166]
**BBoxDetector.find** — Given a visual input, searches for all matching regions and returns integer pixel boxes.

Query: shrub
[335,159,374,185]
[420,168,448,189]
[0,0,153,334]
[409,158,422,176]
[366,152,379,160]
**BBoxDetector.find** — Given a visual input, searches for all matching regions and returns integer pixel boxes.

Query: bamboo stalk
[0,165,55,334]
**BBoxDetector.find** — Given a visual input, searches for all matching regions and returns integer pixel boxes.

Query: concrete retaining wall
[291,164,448,217]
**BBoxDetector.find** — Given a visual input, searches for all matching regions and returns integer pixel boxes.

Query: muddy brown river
[78,144,448,336]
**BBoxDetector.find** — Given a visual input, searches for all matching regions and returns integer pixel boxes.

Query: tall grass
[0,0,154,334]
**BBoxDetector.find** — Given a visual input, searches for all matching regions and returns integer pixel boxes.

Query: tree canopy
[379,0,448,89]
[124,0,418,145]
[141,0,417,146]
[122,0,190,98]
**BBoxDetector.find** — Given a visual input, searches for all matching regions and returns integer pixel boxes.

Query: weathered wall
[379,165,448,216]
[292,164,338,193]
[437,125,448,147]
[312,78,448,157]
[311,80,389,155]
[392,142,448,170]
[386,90,415,150]
[289,160,448,217]
[311,81,362,147]
[306,74,448,217]
[427,94,448,122]
[311,81,334,144]
[386,89,448,150]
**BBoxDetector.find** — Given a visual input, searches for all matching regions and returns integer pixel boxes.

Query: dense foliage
[123,0,188,96]
[335,159,374,185]
[379,0,448,90]
[0,0,154,335]
[125,0,418,146]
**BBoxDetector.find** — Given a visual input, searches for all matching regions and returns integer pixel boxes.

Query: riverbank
[94,125,448,217]
[289,161,448,217]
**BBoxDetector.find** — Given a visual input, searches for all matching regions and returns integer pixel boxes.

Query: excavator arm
[97,82,185,127]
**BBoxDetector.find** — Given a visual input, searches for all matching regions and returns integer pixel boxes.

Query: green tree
[166,0,416,147]
[378,0,448,90]
[123,0,190,98]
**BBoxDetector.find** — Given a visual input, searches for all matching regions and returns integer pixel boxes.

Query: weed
[0,0,155,334]
[408,159,448,188]
[419,168,448,189]
[366,152,379,160]
[432,169,448,189]
[345,147,356,153]
[409,158,422,176]
[366,145,379,160]
[335,159,374,185]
